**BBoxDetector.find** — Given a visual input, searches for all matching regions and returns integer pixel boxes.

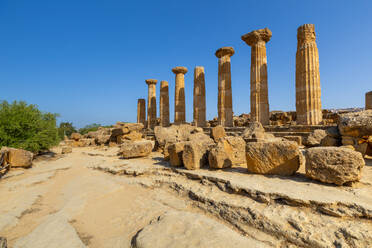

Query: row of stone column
[138,23,323,128]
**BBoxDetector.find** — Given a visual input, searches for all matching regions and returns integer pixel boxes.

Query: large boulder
[305,147,365,185]
[61,146,72,154]
[0,147,33,168]
[118,140,153,159]
[241,122,275,141]
[132,211,268,248]
[245,141,301,175]
[70,133,82,141]
[168,142,186,167]
[183,136,215,170]
[154,124,204,152]
[210,125,226,142]
[304,129,327,147]
[208,140,233,169]
[338,110,372,137]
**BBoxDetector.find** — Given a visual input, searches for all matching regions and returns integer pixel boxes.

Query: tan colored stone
[366,91,372,110]
[305,147,365,185]
[245,141,301,175]
[137,98,146,126]
[224,136,246,166]
[160,81,170,127]
[242,28,271,125]
[70,133,82,141]
[183,136,215,170]
[338,110,372,137]
[305,129,327,147]
[168,142,186,167]
[0,147,33,168]
[193,66,206,127]
[61,146,72,154]
[283,136,302,146]
[210,125,226,142]
[215,47,234,127]
[172,66,188,124]
[145,79,158,129]
[118,140,153,158]
[295,24,322,125]
[209,136,246,169]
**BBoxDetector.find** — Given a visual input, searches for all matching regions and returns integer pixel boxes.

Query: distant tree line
[0,100,111,153]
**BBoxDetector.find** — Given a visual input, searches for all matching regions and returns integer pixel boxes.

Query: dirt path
[1,147,372,248]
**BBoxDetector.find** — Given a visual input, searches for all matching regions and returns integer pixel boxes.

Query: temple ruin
[295,24,322,125]
[366,91,372,110]
[193,66,206,127]
[160,80,170,127]
[215,47,234,127]
[241,28,271,125]
[145,79,157,129]
[137,98,146,126]
[172,66,188,124]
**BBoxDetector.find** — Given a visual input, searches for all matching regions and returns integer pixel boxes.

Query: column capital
[172,66,188,74]
[145,79,158,85]
[215,47,234,58]
[241,28,272,46]
[297,24,316,43]
[160,80,168,87]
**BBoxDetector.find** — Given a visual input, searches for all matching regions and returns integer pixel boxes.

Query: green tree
[78,123,101,135]
[58,122,76,140]
[0,100,59,153]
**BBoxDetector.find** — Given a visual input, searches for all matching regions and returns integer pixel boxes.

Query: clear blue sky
[1,0,371,128]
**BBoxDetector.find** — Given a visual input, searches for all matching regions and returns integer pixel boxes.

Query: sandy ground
[0,147,372,248]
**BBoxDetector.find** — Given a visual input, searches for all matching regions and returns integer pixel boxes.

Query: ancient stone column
[193,66,206,127]
[145,79,158,129]
[241,28,271,126]
[137,98,146,126]
[295,24,322,125]
[160,80,170,127]
[215,47,234,127]
[366,91,372,110]
[172,66,188,124]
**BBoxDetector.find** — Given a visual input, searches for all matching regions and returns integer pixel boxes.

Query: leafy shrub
[78,123,101,135]
[58,122,77,140]
[0,101,59,153]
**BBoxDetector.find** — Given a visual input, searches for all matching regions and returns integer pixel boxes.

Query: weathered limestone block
[70,133,82,141]
[338,110,372,137]
[137,99,146,126]
[245,141,301,175]
[295,24,322,125]
[320,136,340,147]
[61,146,72,154]
[305,129,327,147]
[215,47,234,127]
[183,141,213,170]
[154,124,204,150]
[121,131,143,142]
[172,66,188,124]
[193,66,206,127]
[241,122,275,141]
[209,136,246,169]
[80,138,95,147]
[0,147,33,168]
[210,125,226,142]
[305,147,365,185]
[366,91,372,110]
[283,136,302,146]
[145,79,158,129]
[168,142,186,167]
[118,140,153,159]
[121,123,145,134]
[241,28,271,125]
[160,81,170,127]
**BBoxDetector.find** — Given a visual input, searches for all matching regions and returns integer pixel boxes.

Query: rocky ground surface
[1,147,372,248]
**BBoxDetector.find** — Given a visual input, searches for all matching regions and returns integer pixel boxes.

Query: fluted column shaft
[137,98,146,126]
[146,79,157,129]
[366,91,372,110]
[296,24,322,125]
[172,67,188,124]
[216,47,234,127]
[160,81,170,127]
[193,66,206,127]
[241,28,271,126]
[250,41,269,125]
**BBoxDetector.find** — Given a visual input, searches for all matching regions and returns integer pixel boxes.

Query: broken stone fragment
[118,140,153,159]
[305,147,365,185]
[245,141,301,175]
[70,132,82,141]
[61,146,72,154]
[0,147,33,168]
[168,142,186,167]
[210,125,226,142]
